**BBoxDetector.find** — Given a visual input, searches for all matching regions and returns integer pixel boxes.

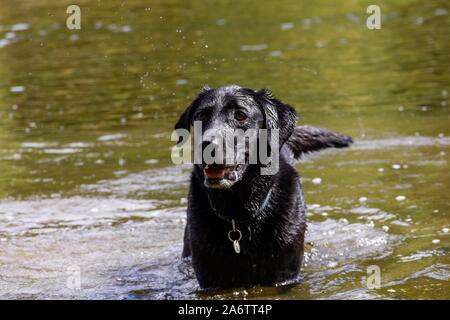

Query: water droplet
[315,41,326,48]
[434,8,448,16]
[10,86,25,93]
[280,22,294,31]
[176,79,188,85]
[359,197,368,204]
[327,261,338,268]
[11,23,29,31]
[120,25,133,33]
[216,19,226,26]
[240,44,268,51]
[95,21,103,29]
[269,50,282,57]
[5,32,16,39]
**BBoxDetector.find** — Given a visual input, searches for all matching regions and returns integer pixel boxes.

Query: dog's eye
[234,111,247,121]
[194,111,207,121]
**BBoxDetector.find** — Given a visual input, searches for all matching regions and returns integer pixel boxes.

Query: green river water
[0,0,449,299]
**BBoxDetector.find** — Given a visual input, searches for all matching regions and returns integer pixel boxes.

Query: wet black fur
[175,85,352,289]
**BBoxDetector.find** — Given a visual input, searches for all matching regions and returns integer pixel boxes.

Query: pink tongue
[204,166,225,179]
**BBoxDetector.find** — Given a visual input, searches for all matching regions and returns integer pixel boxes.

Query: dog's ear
[174,86,211,142]
[174,102,194,132]
[255,88,297,146]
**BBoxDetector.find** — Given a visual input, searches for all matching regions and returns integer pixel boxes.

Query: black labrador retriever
[174,85,352,289]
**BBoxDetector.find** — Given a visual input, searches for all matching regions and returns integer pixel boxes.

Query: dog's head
[174,85,297,188]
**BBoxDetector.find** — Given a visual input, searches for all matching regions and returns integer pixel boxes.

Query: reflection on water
[0,0,449,299]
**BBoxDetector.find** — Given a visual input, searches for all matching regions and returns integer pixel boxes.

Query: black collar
[208,187,273,254]
[208,187,273,225]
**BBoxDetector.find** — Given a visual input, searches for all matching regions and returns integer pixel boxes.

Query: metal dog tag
[228,219,242,254]
[233,240,241,254]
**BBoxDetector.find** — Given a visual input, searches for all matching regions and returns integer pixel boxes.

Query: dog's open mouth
[203,164,244,188]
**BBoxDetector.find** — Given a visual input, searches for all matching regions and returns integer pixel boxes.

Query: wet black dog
[174,85,352,289]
